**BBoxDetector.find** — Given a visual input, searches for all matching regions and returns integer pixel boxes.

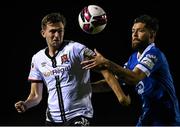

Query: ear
[150,31,156,39]
[41,30,46,38]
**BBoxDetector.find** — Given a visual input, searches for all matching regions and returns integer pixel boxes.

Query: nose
[132,30,138,37]
[54,31,60,37]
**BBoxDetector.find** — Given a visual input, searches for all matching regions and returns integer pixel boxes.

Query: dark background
[1,0,179,125]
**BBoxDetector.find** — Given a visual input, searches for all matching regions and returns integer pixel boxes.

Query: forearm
[24,94,42,110]
[101,70,128,103]
[15,94,41,113]
[15,82,43,113]
[104,59,139,85]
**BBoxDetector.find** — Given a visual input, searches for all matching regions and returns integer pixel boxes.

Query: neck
[138,49,143,54]
[48,47,59,57]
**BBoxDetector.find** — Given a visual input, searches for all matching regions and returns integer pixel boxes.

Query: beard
[132,38,149,52]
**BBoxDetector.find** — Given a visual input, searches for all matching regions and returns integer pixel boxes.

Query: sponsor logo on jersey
[43,65,71,77]
[146,54,157,63]
[141,54,157,70]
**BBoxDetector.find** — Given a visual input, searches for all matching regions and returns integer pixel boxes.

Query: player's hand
[81,49,107,70]
[14,101,27,113]
[119,95,131,106]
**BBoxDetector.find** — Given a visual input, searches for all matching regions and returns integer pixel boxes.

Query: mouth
[53,40,60,42]
[51,40,59,45]
[132,40,140,44]
[133,37,140,41]
[132,39,140,47]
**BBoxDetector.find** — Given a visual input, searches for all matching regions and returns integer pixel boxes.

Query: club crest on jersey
[136,81,145,95]
[61,54,69,64]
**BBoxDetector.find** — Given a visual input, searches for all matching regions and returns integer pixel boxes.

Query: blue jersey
[125,43,180,125]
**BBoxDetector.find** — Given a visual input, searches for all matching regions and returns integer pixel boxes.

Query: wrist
[24,101,28,111]
[104,58,110,68]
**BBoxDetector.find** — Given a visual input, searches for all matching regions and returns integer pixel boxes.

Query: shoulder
[67,40,85,47]
[65,40,86,50]
[146,45,164,60]
[142,45,166,66]
[151,46,168,62]
[141,44,162,59]
[149,45,161,54]
[32,48,46,59]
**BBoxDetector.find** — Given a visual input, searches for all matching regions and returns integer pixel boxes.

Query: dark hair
[41,12,66,30]
[133,14,159,32]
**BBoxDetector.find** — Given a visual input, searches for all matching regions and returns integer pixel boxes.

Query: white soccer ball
[78,5,107,34]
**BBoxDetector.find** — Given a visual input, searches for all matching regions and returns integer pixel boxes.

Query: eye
[50,29,56,33]
[132,29,135,33]
[57,29,64,33]
[139,29,145,32]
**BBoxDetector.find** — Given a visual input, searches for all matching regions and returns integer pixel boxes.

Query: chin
[132,43,139,50]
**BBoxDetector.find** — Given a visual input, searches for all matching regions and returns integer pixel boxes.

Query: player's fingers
[81,59,94,65]
[126,95,131,105]
[15,104,23,113]
[16,107,23,113]
[82,62,96,69]
[21,105,25,112]
[15,102,21,108]
[15,101,26,113]
[121,95,131,106]
[94,49,100,55]
[15,101,23,107]
[17,105,26,113]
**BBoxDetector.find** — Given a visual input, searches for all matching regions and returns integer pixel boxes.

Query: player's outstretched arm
[15,82,43,113]
[81,49,146,85]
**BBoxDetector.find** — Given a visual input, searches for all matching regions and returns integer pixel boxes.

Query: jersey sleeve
[136,49,160,77]
[73,42,95,61]
[81,47,95,60]
[28,55,43,82]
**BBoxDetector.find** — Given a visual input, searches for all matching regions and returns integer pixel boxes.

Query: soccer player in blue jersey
[14,12,130,126]
[81,14,180,126]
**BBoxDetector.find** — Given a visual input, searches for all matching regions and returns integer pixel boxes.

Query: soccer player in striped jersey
[81,14,180,126]
[14,12,130,126]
